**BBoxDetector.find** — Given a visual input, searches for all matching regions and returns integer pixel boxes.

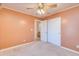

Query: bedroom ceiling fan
[37,3,57,15]
[26,3,57,15]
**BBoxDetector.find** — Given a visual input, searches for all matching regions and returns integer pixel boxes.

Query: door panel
[48,17,61,46]
[40,20,47,42]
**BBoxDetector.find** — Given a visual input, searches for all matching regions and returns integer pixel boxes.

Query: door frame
[34,19,41,41]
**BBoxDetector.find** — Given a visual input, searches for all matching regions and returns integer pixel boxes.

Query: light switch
[30,29,33,31]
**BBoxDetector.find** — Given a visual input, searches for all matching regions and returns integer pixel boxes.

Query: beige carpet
[0,41,79,56]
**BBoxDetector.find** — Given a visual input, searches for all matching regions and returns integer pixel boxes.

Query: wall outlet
[76,45,79,48]
[23,40,26,42]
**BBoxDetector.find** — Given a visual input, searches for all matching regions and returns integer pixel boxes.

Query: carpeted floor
[0,41,79,56]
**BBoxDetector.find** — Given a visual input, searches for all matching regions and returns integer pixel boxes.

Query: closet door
[40,20,48,42]
[48,17,61,46]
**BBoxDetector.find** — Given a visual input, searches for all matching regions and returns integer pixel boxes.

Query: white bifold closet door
[48,17,61,46]
[40,17,61,46]
[40,20,48,42]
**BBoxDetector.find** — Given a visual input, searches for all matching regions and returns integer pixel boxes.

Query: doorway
[34,20,41,41]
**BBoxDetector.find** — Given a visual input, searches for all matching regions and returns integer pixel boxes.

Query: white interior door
[48,17,61,46]
[40,20,48,42]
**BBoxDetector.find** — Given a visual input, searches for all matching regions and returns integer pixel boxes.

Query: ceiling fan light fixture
[37,3,57,15]
[37,3,45,15]
[40,9,45,14]
[37,8,45,15]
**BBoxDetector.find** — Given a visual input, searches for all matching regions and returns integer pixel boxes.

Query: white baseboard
[61,46,79,54]
[0,41,34,52]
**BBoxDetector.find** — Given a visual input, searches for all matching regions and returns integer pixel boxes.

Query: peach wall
[0,8,37,49]
[44,6,79,51]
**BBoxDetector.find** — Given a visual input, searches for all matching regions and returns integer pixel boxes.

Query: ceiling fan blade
[0,3,2,9]
[47,4,57,8]
[26,7,37,10]
[26,8,34,9]
[0,3,2,6]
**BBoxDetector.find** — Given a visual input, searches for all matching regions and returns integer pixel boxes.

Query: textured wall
[0,8,37,49]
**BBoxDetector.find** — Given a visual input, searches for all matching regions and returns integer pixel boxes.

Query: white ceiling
[2,3,79,18]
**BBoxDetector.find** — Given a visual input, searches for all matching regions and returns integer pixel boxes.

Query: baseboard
[61,46,79,54]
[0,41,34,52]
